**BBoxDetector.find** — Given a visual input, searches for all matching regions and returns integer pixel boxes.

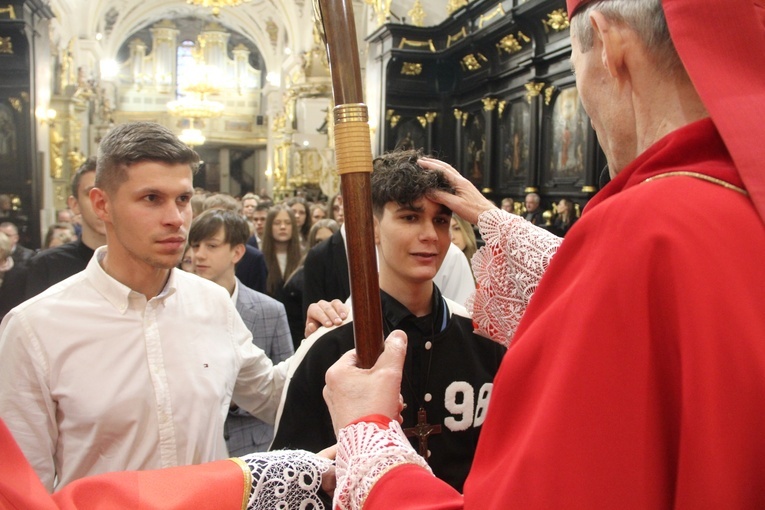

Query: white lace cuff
[239,450,333,509]
[469,209,561,347]
[334,420,433,510]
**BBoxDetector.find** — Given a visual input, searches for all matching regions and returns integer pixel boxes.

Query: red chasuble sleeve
[364,464,464,510]
[0,418,248,510]
[460,122,765,508]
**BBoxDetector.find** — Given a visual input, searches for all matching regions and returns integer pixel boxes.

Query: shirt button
[424,393,432,402]
[424,341,432,350]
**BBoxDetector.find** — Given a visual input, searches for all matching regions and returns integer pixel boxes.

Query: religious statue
[50,129,65,179]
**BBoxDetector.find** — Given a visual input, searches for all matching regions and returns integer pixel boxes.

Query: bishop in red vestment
[323,0,765,508]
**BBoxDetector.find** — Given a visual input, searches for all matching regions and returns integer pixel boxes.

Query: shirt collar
[231,278,240,304]
[87,246,178,314]
[380,284,446,338]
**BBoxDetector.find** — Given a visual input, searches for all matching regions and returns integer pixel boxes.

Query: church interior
[0,0,602,249]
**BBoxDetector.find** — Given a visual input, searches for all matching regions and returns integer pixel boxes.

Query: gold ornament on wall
[461,53,487,72]
[0,36,12,54]
[496,32,530,55]
[482,97,498,111]
[446,0,467,15]
[401,62,423,76]
[525,82,546,103]
[543,9,570,32]
[544,85,556,106]
[447,27,468,48]
[408,0,426,27]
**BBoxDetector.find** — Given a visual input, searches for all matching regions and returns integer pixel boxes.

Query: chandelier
[167,97,224,118]
[168,64,225,119]
[186,0,252,16]
[178,128,206,147]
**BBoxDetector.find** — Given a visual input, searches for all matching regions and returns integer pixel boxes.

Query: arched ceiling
[48,0,453,80]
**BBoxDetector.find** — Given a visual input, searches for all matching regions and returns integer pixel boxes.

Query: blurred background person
[551,198,579,237]
[450,214,477,281]
[328,193,344,225]
[42,222,76,250]
[286,197,311,253]
[282,218,340,349]
[310,202,327,225]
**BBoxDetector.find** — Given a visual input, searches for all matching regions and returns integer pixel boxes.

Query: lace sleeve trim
[469,209,562,347]
[334,420,433,510]
[238,450,333,509]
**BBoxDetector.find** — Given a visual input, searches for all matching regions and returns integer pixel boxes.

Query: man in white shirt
[0,121,289,492]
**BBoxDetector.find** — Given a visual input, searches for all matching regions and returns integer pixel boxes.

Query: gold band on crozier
[334,121,373,175]
[334,103,369,124]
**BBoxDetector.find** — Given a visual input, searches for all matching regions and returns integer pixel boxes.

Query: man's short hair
[242,193,260,203]
[203,193,241,213]
[71,157,97,198]
[371,149,455,217]
[95,122,199,194]
[570,0,682,75]
[526,193,540,204]
[255,203,270,213]
[189,209,250,248]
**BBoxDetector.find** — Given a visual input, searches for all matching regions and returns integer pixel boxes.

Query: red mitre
[566,0,765,225]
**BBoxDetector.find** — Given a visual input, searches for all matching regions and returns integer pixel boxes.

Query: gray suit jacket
[225,279,294,455]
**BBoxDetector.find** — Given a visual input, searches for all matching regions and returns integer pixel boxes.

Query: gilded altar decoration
[482,97,498,111]
[461,53,487,72]
[398,38,436,52]
[424,112,438,124]
[544,85,556,105]
[67,150,86,171]
[389,114,401,128]
[386,109,396,120]
[185,0,252,17]
[8,97,22,113]
[447,27,468,48]
[498,100,507,117]
[0,5,15,19]
[50,129,65,179]
[446,0,467,15]
[408,0,426,27]
[543,9,570,32]
[416,116,427,128]
[266,20,278,47]
[365,0,393,27]
[454,108,469,127]
[496,32,530,55]
[401,62,423,76]
[478,4,505,29]
[525,82,546,103]
[0,36,12,54]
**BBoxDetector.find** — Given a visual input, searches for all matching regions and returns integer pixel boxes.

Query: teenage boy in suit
[188,208,294,454]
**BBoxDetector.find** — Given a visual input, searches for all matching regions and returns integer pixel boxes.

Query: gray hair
[570,0,682,75]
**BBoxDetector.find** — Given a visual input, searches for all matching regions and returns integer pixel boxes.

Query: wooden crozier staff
[315,0,384,368]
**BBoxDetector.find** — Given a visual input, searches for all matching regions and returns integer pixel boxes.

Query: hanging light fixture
[186,0,252,16]
[167,97,225,118]
[178,128,206,147]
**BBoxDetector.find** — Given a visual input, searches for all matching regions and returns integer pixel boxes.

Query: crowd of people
[2,0,765,507]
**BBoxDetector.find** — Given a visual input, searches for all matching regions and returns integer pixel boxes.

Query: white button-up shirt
[0,247,288,491]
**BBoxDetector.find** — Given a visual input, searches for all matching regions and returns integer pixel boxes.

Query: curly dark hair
[371,149,455,216]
